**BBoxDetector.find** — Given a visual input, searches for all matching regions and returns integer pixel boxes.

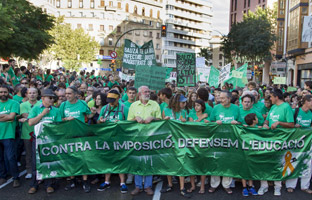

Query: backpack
[102,103,125,120]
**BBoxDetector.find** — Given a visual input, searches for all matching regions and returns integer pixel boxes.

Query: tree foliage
[222,8,277,64]
[198,48,212,63]
[116,44,124,69]
[48,17,99,71]
[0,0,55,59]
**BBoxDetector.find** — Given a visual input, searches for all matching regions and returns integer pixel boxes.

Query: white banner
[197,67,211,82]
[302,16,312,42]
[218,63,231,85]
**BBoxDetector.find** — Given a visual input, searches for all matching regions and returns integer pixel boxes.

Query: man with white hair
[127,86,162,196]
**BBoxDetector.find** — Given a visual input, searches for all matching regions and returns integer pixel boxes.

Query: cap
[179,95,187,102]
[107,89,120,103]
[41,89,56,97]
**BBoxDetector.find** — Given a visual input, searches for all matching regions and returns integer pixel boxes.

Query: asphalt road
[0,174,311,200]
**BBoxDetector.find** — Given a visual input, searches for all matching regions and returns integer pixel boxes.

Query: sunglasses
[45,97,54,100]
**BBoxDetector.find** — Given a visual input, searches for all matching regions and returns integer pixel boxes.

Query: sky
[211,0,230,35]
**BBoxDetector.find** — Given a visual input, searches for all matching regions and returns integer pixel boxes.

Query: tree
[0,0,55,59]
[222,7,277,64]
[198,47,212,64]
[115,44,124,69]
[47,17,99,71]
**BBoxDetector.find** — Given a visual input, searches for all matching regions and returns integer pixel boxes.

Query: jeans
[135,175,153,189]
[0,139,19,180]
[30,137,52,189]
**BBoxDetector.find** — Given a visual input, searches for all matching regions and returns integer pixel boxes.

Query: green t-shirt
[20,101,41,139]
[12,75,22,86]
[295,108,312,127]
[239,107,264,126]
[266,102,294,128]
[122,93,128,102]
[98,103,125,122]
[0,99,20,139]
[210,104,242,123]
[1,73,10,82]
[59,100,91,123]
[13,95,23,104]
[160,102,168,114]
[253,101,265,113]
[44,74,53,82]
[163,107,188,121]
[28,105,62,123]
[107,81,119,88]
[261,106,271,116]
[88,99,95,109]
[8,67,15,79]
[204,102,213,117]
[189,112,209,122]
[36,75,43,81]
[123,101,133,119]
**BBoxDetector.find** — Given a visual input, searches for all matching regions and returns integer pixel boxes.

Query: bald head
[27,87,38,101]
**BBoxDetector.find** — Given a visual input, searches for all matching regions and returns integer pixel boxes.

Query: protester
[128,86,161,196]
[27,89,62,194]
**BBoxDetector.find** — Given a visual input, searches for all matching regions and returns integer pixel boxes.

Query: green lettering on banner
[273,77,286,85]
[134,65,166,91]
[122,39,156,69]
[176,53,196,87]
[36,120,312,181]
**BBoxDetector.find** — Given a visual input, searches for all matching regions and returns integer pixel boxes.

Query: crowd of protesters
[0,59,312,197]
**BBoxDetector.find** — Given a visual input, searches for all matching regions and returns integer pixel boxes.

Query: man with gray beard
[127,86,161,196]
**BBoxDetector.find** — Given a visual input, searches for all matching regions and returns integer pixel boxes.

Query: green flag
[225,63,248,88]
[208,66,220,87]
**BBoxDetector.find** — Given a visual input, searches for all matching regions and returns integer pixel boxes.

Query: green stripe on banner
[36,120,312,181]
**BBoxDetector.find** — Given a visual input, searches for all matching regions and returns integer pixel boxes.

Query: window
[79,0,83,8]
[118,2,121,9]
[149,31,153,37]
[156,44,160,49]
[68,0,72,8]
[157,10,160,19]
[56,0,60,8]
[156,22,160,27]
[108,50,113,55]
[109,25,113,31]
[126,3,129,12]
[248,0,250,7]
[90,0,94,8]
[150,9,153,18]
[88,24,93,31]
[142,8,145,16]
[244,0,246,8]
[99,50,104,55]
[156,55,160,60]
[100,0,104,7]
[79,12,83,17]
[91,12,94,17]
[219,54,223,60]
[157,33,160,38]
[117,26,121,32]
[100,25,104,31]
[134,6,137,14]
[77,24,82,29]
[149,21,153,26]
[108,38,113,46]
[219,62,222,67]
[144,31,148,36]
[109,1,113,7]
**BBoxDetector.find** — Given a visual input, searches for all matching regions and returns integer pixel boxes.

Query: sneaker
[97,182,110,191]
[25,173,32,179]
[152,176,162,184]
[160,185,173,193]
[242,188,249,196]
[64,179,75,191]
[28,187,37,194]
[172,176,178,184]
[120,184,128,194]
[83,181,91,193]
[126,174,133,185]
[230,179,235,188]
[180,188,192,198]
[249,187,258,195]
[258,187,268,195]
[274,188,281,196]
[13,180,20,188]
[46,186,54,194]
[17,162,22,167]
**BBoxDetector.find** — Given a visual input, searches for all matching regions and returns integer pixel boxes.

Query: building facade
[28,0,213,71]
[276,0,312,87]
[162,0,213,68]
[210,35,225,69]
[28,0,164,71]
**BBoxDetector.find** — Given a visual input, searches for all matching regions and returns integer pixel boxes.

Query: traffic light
[110,59,116,71]
[161,25,167,37]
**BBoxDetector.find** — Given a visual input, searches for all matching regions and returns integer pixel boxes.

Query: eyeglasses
[45,97,54,100]
[21,82,28,84]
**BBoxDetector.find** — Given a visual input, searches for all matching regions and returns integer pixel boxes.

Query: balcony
[166,19,208,30]
[166,37,196,45]
[170,1,212,16]
[162,45,196,53]
[167,9,207,22]
[167,26,211,39]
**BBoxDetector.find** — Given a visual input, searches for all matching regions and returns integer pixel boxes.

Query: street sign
[251,71,254,76]
[110,51,117,59]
